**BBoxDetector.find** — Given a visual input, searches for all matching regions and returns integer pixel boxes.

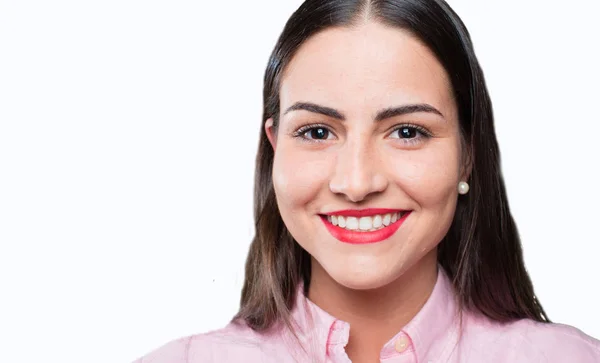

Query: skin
[265,21,469,363]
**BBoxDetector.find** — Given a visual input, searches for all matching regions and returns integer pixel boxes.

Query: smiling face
[265,21,466,291]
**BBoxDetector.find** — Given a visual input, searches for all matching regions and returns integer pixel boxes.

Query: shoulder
[514,320,600,361]
[463,314,600,362]
[132,321,287,363]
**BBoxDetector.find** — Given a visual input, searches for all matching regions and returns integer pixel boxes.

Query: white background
[1,1,599,362]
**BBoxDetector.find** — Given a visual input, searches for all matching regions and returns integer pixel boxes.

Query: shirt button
[394,335,409,353]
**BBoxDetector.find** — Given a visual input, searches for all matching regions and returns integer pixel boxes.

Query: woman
[135,0,600,362]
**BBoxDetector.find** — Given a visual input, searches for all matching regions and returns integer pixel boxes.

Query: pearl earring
[458,181,470,195]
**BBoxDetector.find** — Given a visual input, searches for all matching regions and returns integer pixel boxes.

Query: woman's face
[266,21,466,290]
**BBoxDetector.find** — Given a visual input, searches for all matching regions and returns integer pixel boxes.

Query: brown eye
[292,123,336,143]
[389,123,431,147]
[306,127,329,140]
[398,126,417,138]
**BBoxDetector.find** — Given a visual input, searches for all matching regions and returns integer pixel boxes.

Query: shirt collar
[289,266,460,361]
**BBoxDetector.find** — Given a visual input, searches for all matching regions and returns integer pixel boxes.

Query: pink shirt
[135,268,600,362]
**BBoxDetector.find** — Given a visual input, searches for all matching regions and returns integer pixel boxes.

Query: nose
[329,138,388,202]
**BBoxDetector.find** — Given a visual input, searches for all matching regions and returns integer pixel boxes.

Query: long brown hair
[233,0,549,335]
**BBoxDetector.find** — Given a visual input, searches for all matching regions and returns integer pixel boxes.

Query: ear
[265,118,277,151]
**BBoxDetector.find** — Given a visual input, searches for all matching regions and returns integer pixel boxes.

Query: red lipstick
[320,210,411,244]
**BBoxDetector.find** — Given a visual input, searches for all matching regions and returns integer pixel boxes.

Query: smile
[319,209,411,244]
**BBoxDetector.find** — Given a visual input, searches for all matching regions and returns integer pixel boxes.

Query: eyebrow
[284,102,345,120]
[283,102,444,121]
[375,103,444,121]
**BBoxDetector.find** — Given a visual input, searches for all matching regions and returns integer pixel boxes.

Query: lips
[320,211,411,244]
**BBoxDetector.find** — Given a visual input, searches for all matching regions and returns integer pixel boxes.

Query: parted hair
[233,0,549,336]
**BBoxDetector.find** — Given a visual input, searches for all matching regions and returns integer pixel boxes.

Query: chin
[324,261,404,291]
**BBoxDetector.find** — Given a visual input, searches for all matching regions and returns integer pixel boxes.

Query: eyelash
[291,123,432,146]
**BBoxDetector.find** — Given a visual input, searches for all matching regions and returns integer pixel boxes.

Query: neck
[307,251,438,363]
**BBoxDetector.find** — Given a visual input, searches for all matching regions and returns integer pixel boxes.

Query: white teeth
[359,216,373,231]
[373,215,382,228]
[382,214,391,226]
[346,217,359,230]
[326,211,408,232]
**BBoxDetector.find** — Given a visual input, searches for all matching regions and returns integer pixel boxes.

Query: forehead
[280,21,455,117]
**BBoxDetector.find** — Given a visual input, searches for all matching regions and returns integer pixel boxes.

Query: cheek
[272,144,331,210]
[387,141,460,205]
